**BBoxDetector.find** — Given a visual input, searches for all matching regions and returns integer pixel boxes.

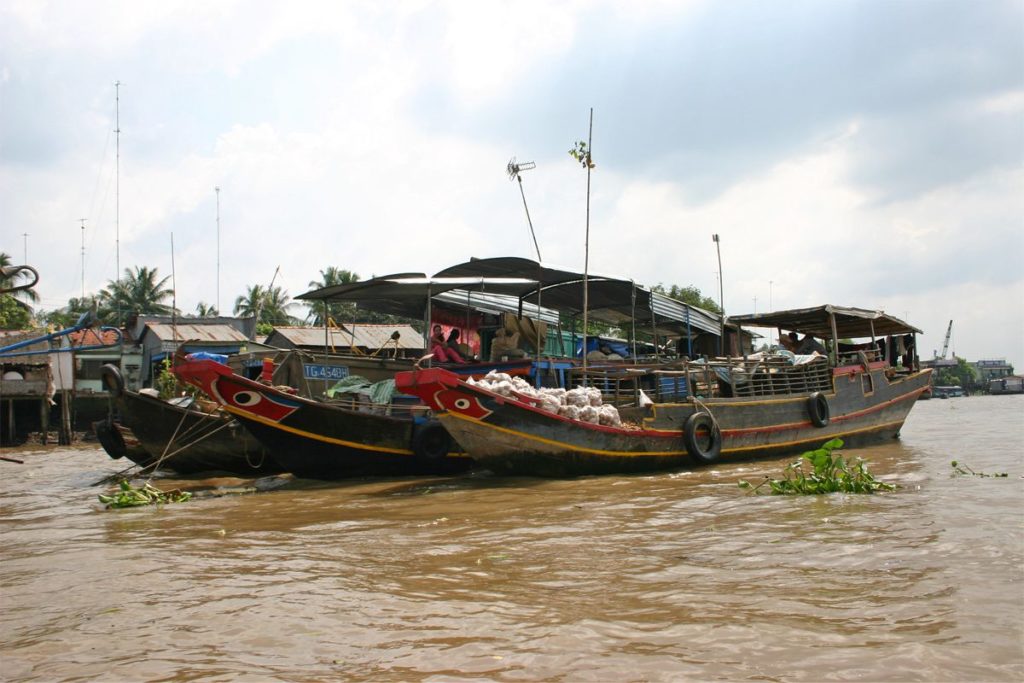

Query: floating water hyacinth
[98,480,192,509]
[738,438,897,495]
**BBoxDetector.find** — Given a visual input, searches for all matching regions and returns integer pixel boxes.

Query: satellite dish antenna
[507,157,541,262]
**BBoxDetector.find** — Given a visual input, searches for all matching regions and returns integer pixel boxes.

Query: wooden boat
[172,356,472,479]
[395,306,933,477]
[95,364,282,475]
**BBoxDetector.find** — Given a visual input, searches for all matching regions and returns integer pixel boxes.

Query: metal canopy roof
[295,256,723,337]
[728,305,922,338]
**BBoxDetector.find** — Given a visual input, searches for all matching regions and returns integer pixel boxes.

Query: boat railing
[566,354,833,404]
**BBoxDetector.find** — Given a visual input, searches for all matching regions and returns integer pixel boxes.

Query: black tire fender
[808,391,830,428]
[412,420,452,461]
[94,418,126,459]
[683,412,722,464]
[100,364,125,399]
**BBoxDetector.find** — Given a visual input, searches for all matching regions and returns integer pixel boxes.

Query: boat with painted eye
[94,364,282,475]
[395,305,933,477]
[172,355,470,479]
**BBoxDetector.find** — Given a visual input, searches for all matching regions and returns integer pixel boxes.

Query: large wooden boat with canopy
[394,305,932,477]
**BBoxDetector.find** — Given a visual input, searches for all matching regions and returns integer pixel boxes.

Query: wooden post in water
[59,390,72,445]
[39,397,48,445]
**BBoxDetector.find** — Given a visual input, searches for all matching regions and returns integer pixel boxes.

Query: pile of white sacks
[465,371,623,427]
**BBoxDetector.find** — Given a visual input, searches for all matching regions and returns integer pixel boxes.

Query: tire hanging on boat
[683,412,722,464]
[807,391,830,428]
[412,420,452,461]
[94,418,126,460]
[100,363,125,399]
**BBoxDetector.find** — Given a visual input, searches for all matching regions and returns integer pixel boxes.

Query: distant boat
[932,385,965,399]
[988,376,1023,395]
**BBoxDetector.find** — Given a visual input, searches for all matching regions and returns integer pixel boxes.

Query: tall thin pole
[114,80,122,322]
[79,219,87,299]
[22,233,28,262]
[215,186,221,314]
[582,108,593,377]
[713,234,724,355]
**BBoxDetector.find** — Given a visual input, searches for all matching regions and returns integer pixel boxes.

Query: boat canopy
[434,256,722,337]
[728,305,922,338]
[296,256,723,338]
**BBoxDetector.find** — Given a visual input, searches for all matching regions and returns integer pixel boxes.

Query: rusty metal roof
[271,325,423,350]
[143,323,250,343]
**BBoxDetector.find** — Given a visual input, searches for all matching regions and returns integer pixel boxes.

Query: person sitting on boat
[779,330,799,353]
[446,328,474,362]
[431,325,466,364]
[796,334,826,355]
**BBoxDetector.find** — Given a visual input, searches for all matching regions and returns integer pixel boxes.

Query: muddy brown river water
[1,395,1022,682]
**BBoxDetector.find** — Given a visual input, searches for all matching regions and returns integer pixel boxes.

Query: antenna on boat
[713,234,725,355]
[215,186,221,314]
[507,157,541,262]
[79,219,87,299]
[114,80,122,325]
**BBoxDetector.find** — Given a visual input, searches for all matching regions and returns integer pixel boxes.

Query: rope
[689,395,721,432]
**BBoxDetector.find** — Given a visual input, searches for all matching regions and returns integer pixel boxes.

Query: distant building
[973,358,1014,383]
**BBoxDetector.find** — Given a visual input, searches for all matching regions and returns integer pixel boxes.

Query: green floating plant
[739,438,897,495]
[98,480,192,509]
[950,461,1008,478]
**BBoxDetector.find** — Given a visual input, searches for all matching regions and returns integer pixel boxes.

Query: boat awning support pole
[424,285,433,368]
[829,310,840,366]
[685,307,693,358]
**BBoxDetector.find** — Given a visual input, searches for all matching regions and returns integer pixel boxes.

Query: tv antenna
[506,157,541,262]
[79,219,87,299]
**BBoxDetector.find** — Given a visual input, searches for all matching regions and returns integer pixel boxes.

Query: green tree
[234,284,297,328]
[98,266,175,326]
[935,356,979,391]
[0,294,32,329]
[651,283,721,314]
[194,302,219,317]
[306,267,360,326]
[40,296,99,329]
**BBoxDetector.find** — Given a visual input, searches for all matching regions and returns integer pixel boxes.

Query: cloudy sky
[2,0,1022,366]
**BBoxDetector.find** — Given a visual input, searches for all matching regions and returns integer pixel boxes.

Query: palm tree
[306,267,360,326]
[42,296,98,329]
[194,302,219,317]
[0,251,39,311]
[98,266,174,326]
[234,284,296,327]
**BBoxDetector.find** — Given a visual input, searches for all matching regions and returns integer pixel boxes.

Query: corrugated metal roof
[272,325,423,350]
[143,323,250,343]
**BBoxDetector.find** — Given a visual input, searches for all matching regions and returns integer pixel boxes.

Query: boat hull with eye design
[394,364,932,478]
[173,358,471,479]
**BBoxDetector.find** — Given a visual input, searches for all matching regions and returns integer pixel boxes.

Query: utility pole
[114,80,122,323]
[713,234,725,354]
[22,233,28,263]
[79,219,87,299]
[215,186,221,314]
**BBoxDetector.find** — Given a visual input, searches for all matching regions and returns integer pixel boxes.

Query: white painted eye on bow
[454,398,471,410]
[233,391,262,407]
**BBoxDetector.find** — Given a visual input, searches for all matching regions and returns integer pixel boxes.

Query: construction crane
[939,320,953,359]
